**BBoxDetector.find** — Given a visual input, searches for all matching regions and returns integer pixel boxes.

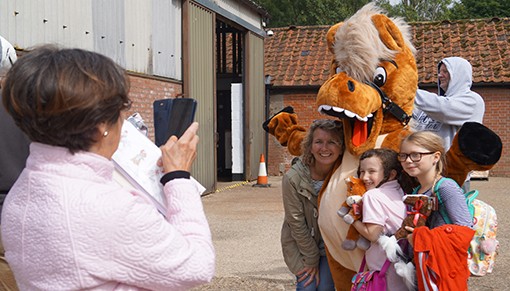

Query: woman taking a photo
[281,119,343,291]
[1,46,214,291]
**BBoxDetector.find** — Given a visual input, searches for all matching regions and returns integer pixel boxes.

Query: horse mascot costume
[264,3,502,290]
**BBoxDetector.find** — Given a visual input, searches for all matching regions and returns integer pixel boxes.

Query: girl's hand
[296,266,320,287]
[157,122,199,173]
[405,226,414,247]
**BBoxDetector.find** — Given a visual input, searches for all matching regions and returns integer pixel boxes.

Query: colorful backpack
[434,178,499,276]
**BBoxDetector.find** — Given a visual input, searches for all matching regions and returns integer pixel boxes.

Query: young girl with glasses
[399,131,474,290]
[351,148,413,291]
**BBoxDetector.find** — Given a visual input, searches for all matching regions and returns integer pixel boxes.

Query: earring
[433,161,437,165]
[103,131,109,138]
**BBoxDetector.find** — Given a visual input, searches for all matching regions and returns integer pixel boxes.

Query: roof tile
[265,18,510,86]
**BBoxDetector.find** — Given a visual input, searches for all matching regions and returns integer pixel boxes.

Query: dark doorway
[216,19,244,182]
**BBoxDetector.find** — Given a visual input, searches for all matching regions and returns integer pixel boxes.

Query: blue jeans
[296,256,335,291]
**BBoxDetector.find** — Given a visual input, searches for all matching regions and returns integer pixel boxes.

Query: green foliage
[257,0,370,28]
[449,0,510,19]
[375,0,453,22]
[257,0,510,29]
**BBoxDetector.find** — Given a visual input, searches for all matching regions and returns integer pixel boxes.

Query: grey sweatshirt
[411,57,485,150]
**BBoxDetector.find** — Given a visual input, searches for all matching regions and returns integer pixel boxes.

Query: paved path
[192,176,510,290]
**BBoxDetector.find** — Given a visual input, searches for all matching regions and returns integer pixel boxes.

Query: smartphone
[153,98,197,147]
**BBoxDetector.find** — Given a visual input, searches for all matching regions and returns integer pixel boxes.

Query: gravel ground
[191,176,509,290]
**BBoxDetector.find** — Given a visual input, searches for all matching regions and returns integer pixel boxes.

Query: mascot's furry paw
[341,239,357,251]
[395,261,417,291]
[357,237,370,250]
[446,122,503,186]
[337,206,350,218]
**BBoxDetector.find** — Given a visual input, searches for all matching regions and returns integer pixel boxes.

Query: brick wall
[267,87,510,177]
[125,74,182,142]
[473,87,510,177]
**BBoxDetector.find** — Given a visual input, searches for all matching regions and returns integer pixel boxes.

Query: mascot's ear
[371,14,406,52]
[326,22,342,54]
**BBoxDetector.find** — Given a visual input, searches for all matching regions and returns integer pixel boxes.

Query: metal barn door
[246,32,265,180]
[185,2,215,191]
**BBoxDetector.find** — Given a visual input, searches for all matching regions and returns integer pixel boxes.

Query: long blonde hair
[301,119,344,166]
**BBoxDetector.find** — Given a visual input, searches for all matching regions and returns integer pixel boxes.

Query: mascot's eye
[373,67,387,87]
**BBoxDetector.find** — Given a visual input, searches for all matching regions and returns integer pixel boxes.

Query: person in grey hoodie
[411,57,485,192]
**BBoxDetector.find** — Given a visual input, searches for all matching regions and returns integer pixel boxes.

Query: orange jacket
[413,224,475,291]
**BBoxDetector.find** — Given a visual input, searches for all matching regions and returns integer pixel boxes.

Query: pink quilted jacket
[1,143,215,290]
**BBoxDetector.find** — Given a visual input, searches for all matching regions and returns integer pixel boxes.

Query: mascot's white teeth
[318,105,372,122]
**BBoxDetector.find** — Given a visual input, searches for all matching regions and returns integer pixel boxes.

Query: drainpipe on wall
[264,75,272,174]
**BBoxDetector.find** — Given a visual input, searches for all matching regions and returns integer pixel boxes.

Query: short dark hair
[2,45,131,153]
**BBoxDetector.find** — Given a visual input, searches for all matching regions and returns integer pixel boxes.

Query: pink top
[1,143,215,291]
[362,179,407,291]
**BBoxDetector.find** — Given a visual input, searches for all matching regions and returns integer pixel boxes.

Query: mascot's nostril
[347,80,355,92]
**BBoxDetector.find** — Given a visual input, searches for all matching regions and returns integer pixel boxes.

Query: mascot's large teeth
[318,105,372,122]
[332,107,345,113]
[344,110,355,118]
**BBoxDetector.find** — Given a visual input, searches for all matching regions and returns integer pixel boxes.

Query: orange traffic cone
[253,154,271,187]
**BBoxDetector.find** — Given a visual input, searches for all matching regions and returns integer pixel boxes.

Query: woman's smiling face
[311,128,342,168]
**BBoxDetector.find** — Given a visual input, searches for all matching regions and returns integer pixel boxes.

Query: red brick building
[264,19,510,177]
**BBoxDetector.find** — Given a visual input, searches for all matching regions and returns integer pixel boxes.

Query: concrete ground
[191,176,510,291]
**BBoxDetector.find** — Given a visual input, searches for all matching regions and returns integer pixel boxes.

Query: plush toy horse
[264,3,502,290]
[337,176,370,251]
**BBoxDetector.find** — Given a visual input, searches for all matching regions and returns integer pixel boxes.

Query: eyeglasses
[398,152,435,162]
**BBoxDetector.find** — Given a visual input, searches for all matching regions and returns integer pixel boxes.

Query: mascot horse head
[317,3,417,156]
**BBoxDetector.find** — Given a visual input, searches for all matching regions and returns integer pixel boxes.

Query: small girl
[399,131,474,290]
[352,148,411,291]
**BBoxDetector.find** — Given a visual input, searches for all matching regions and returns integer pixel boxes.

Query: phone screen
[165,98,196,140]
[153,98,197,147]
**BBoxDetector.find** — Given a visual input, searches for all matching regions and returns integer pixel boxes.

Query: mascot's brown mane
[331,4,415,83]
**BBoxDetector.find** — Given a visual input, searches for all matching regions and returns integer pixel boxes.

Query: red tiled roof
[264,25,331,87]
[264,18,510,87]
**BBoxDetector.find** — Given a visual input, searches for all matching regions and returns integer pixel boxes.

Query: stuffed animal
[394,195,434,241]
[337,176,370,250]
[264,3,502,290]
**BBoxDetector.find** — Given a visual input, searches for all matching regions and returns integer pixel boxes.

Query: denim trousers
[295,255,335,291]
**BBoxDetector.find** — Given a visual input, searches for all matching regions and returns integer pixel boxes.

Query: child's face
[359,156,385,191]
[399,141,439,179]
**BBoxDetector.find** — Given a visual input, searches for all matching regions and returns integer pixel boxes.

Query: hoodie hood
[438,57,473,97]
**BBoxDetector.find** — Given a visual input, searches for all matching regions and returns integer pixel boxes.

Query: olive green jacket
[281,157,324,275]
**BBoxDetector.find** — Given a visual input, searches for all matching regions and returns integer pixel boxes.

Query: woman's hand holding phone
[158,122,199,173]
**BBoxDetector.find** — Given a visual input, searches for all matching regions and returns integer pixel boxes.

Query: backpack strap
[433,177,455,225]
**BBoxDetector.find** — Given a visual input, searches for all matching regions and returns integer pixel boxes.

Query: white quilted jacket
[1,143,215,291]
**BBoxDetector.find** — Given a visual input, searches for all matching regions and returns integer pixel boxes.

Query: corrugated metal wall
[153,0,181,79]
[188,2,215,191]
[0,0,181,80]
[247,32,265,180]
[92,0,126,67]
[0,0,93,50]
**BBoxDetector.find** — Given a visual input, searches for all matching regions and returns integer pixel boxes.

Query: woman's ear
[389,169,397,181]
[97,122,107,137]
